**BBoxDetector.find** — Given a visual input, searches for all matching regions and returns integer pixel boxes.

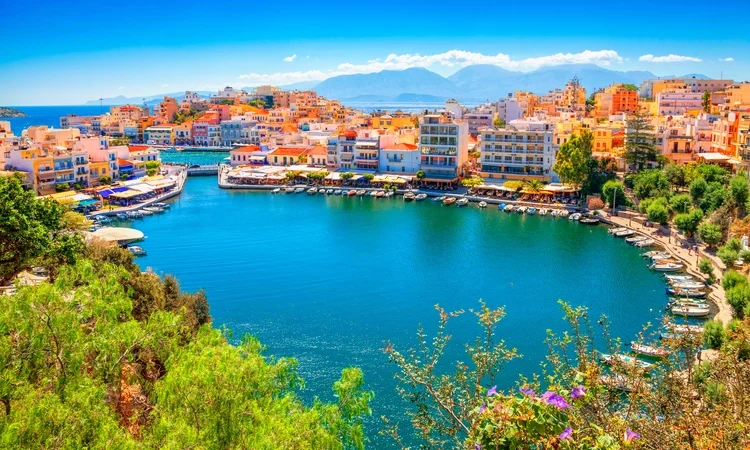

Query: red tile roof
[307,145,327,155]
[231,145,261,153]
[384,143,418,151]
[268,146,310,157]
[341,130,357,138]
[128,145,150,153]
[117,158,133,166]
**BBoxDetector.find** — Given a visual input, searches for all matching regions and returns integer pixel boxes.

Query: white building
[379,143,420,174]
[477,118,556,182]
[418,115,469,183]
[444,99,463,119]
[497,97,523,123]
[657,89,703,116]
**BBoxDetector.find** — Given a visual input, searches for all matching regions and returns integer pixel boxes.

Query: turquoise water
[130,177,667,447]
[159,150,229,165]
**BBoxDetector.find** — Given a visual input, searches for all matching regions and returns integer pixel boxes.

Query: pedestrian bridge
[186,165,219,176]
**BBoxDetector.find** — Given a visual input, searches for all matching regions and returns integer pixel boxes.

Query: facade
[229,145,262,166]
[477,118,555,182]
[267,146,311,166]
[418,115,469,182]
[379,143,420,174]
[656,89,703,116]
[465,109,495,136]
[221,118,255,147]
[497,98,523,123]
[144,126,174,145]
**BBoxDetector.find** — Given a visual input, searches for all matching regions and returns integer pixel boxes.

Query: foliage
[462,176,484,188]
[718,238,741,267]
[552,130,593,189]
[646,201,669,224]
[0,174,85,284]
[697,221,722,247]
[699,258,715,281]
[639,196,667,215]
[307,170,330,183]
[722,270,748,291]
[664,164,686,188]
[362,173,374,182]
[415,170,425,180]
[98,175,112,185]
[726,284,750,317]
[55,182,70,192]
[172,108,201,125]
[622,83,638,92]
[247,98,266,108]
[704,320,726,350]
[217,99,235,105]
[493,118,505,128]
[340,172,354,182]
[674,208,703,236]
[669,193,692,214]
[145,161,161,170]
[729,172,749,212]
[633,169,670,200]
[698,182,727,213]
[503,180,524,192]
[696,164,729,184]
[601,180,627,208]
[702,91,711,113]
[147,168,157,176]
[110,136,131,146]
[689,177,708,202]
[624,111,658,171]
[587,197,605,210]
[524,179,544,193]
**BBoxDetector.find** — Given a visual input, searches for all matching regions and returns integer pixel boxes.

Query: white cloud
[237,49,624,86]
[638,54,702,63]
[118,86,125,90]
[161,83,169,87]
[283,54,297,63]
[719,57,734,62]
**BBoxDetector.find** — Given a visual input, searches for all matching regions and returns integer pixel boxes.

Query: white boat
[609,227,627,235]
[384,191,394,197]
[456,198,469,207]
[643,251,670,259]
[478,201,488,208]
[569,213,582,221]
[97,215,112,224]
[559,210,570,218]
[600,353,653,370]
[294,187,304,193]
[615,229,635,237]
[307,187,318,195]
[433,196,445,202]
[668,299,709,309]
[517,206,528,214]
[669,281,705,290]
[539,208,548,216]
[153,202,170,209]
[625,236,647,244]
[670,305,711,317]
[651,262,684,272]
[369,190,378,197]
[504,204,514,212]
[667,287,706,298]
[376,191,385,198]
[356,190,366,196]
[143,206,164,213]
[272,188,281,194]
[630,343,668,359]
[285,187,295,193]
[550,209,559,217]
[443,197,457,206]
[334,189,342,195]
[634,239,656,248]
[666,324,704,335]
[403,192,416,201]
[527,207,537,215]
[415,193,427,201]
[327,189,334,195]
[127,245,147,256]
[664,274,695,282]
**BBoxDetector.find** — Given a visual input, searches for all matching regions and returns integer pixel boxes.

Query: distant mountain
[314,68,457,100]
[447,64,522,100]
[84,91,212,106]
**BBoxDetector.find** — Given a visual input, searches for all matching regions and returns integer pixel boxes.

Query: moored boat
[369,190,378,197]
[334,189,342,195]
[272,188,281,194]
[384,191,394,197]
[376,191,385,198]
[139,209,153,216]
[127,245,147,256]
[539,208,548,216]
[634,238,656,248]
[668,280,705,290]
[403,192,416,201]
[327,189,334,195]
[667,287,706,298]
[614,229,635,237]
[651,262,684,272]
[307,187,318,195]
[415,193,427,201]
[527,207,537,215]
[456,198,469,207]
[625,236,647,244]
[356,189,366,196]
[600,353,653,370]
[569,212,582,221]
[579,217,600,225]
[517,206,528,214]
[294,187,304,193]
[443,197,457,206]
[609,227,627,235]
[97,216,111,224]
[116,213,129,220]
[153,202,170,209]
[670,305,711,317]
[630,343,668,359]
[478,201,488,208]
[285,187,295,193]
[503,204,514,212]
[643,251,671,259]
[433,196,445,202]
[664,274,695,282]
[347,189,357,196]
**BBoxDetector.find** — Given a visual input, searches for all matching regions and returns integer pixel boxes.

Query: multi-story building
[464,110,494,136]
[418,115,469,183]
[662,124,695,164]
[379,143,420,174]
[497,97,523,123]
[444,99,463,119]
[221,118,256,147]
[595,85,639,119]
[111,105,150,123]
[336,131,357,170]
[657,88,703,116]
[477,118,555,182]
[157,97,179,121]
[229,145,263,166]
[267,146,311,166]
[126,145,160,162]
[144,126,174,145]
[173,123,192,145]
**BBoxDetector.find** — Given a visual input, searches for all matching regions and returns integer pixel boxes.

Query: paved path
[601,211,732,325]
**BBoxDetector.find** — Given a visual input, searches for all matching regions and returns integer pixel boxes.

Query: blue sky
[1,0,747,105]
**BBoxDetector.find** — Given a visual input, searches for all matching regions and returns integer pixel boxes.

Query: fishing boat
[664,274,695,282]
[127,245,147,256]
[307,187,318,195]
[667,299,709,310]
[415,193,427,201]
[433,196,445,202]
[609,227,627,235]
[498,203,507,210]
[139,209,153,216]
[153,202,170,209]
[625,236,647,244]
[272,188,281,194]
[116,213,129,220]
[666,324,704,335]
[559,210,570,218]
[670,305,711,317]
[634,238,656,248]
[615,229,635,237]
[539,208,548,216]
[550,210,559,217]
[443,197,457,206]
[403,192,416,201]
[327,189,334,195]
[347,190,357,196]
[285,187,295,193]
[669,280,705,290]
[143,206,164,213]
[527,207,537,215]
[517,206,528,214]
[569,213,582,221]
[651,262,684,272]
[643,251,671,259]
[667,287,706,298]
[630,343,668,359]
[376,191,385,198]
[456,198,469,207]
[600,353,653,370]
[334,189,342,195]
[579,217,600,225]
[504,204,514,212]
[356,189,366,196]
[478,201,488,208]
[384,191,394,198]
[127,211,143,219]
[369,190,378,197]
[294,187,305,193]
[97,216,111,224]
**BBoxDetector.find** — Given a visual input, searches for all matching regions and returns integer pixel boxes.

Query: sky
[1,0,747,106]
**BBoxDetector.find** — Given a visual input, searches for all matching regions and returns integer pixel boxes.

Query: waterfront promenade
[91,168,187,217]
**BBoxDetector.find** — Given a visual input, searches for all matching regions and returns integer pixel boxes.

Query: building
[477,118,555,182]
[127,145,160,162]
[379,143,420,174]
[656,88,703,116]
[221,118,255,147]
[144,126,174,145]
[497,97,523,123]
[418,115,469,183]
[229,145,263,166]
[444,99,463,119]
[267,146,311,166]
[595,85,639,119]
[464,110,494,136]
[307,145,327,167]
[157,97,179,121]
[111,105,150,123]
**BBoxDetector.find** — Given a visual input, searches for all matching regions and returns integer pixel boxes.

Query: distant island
[0,107,26,118]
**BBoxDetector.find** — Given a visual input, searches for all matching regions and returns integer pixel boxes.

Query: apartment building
[144,126,174,145]
[379,143,420,174]
[418,115,469,183]
[657,88,703,116]
[477,118,555,182]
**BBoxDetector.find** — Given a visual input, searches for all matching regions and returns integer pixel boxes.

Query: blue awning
[112,186,129,193]
[98,189,115,198]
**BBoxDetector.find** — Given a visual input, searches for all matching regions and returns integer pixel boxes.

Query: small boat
[327,189,334,195]
[376,191,385,198]
[384,191,394,198]
[559,210,570,218]
[143,206,164,213]
[664,274,695,282]
[127,211,143,219]
[153,202,170,209]
[667,287,706,298]
[669,281,705,290]
[643,251,671,259]
[517,206,528,214]
[403,192,416,201]
[527,207,537,215]
[668,299,709,311]
[456,198,469,207]
[634,239,656,248]
[478,201,488,208]
[307,187,318,195]
[666,324,704,335]
[600,353,653,370]
[432,196,445,202]
[443,197,457,206]
[651,262,684,272]
[670,305,711,317]
[579,217,600,225]
[285,187,295,193]
[347,190,357,196]
[609,227,627,235]
[498,203,506,210]
[630,343,668,359]
[415,193,427,201]
[356,190,366,196]
[600,375,642,393]
[334,189,342,195]
[139,209,153,216]
[89,225,101,232]
[369,190,378,197]
[625,236,648,244]
[127,245,147,256]
[294,187,305,194]
[116,213,129,220]
[615,229,635,237]
[97,216,111,224]
[569,213,582,221]
[539,208,548,216]
[504,204,514,212]
[272,188,281,194]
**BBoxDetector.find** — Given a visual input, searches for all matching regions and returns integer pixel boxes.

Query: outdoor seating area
[468,183,581,205]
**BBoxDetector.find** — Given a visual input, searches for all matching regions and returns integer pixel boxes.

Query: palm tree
[524,179,544,193]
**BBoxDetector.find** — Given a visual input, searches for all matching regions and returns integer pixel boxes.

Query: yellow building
[651,80,687,100]
[371,113,414,130]
[89,161,113,185]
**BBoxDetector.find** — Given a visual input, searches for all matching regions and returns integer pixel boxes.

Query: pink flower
[570,385,586,399]
[519,387,536,397]
[487,385,497,396]
[624,428,640,442]
[479,403,487,413]
[559,427,573,440]
[542,391,570,409]
[474,444,481,450]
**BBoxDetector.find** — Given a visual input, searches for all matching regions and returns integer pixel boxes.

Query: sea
[116,176,669,448]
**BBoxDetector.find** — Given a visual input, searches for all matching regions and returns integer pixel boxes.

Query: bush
[690,177,708,202]
[587,197,605,210]
[674,208,704,236]
[722,270,747,291]
[740,249,750,262]
[704,320,726,350]
[699,258,715,281]
[697,222,722,247]
[601,180,627,207]
[699,182,727,213]
[633,169,670,200]
[718,246,739,267]
[669,193,692,214]
[726,284,750,317]
[729,174,749,207]
[646,201,669,224]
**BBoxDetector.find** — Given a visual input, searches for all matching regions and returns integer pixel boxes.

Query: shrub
[722,270,747,291]
[729,173,749,207]
[669,193,692,214]
[699,258,715,281]
[697,222,722,247]
[726,284,750,317]
[699,182,727,213]
[601,180,627,207]
[718,246,739,267]
[633,169,670,199]
[646,201,669,224]
[690,177,708,202]
[704,320,726,350]
[587,197,605,210]
[674,208,704,236]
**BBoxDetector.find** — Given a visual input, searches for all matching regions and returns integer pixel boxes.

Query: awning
[77,199,99,206]
[110,190,141,199]
[98,189,115,198]
[112,186,130,193]
[697,152,730,162]
[72,193,93,201]
[127,183,155,193]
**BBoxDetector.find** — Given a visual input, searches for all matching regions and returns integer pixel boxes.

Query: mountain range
[86,64,708,105]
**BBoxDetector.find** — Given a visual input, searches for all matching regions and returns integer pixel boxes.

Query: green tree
[704,320,726,349]
[601,180,626,208]
[699,182,726,213]
[55,182,70,192]
[462,176,484,188]
[698,222,722,247]
[98,175,112,185]
[729,173,749,212]
[718,238,742,267]
[248,98,266,108]
[726,284,750,317]
[690,177,708,202]
[697,164,729,184]
[340,172,354,183]
[624,111,658,171]
[699,258,715,282]
[524,179,544,193]
[722,270,747,291]
[646,201,669,224]
[674,208,704,236]
[503,180,525,192]
[664,164,686,189]
[362,173,374,183]
[633,169,670,199]
[0,175,85,284]
[415,170,425,181]
[669,193,692,213]
[702,91,711,113]
[623,83,638,92]
[145,161,161,171]
[492,118,506,128]
[110,135,131,146]
[552,130,593,189]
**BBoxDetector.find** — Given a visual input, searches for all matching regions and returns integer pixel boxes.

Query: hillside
[313,68,458,100]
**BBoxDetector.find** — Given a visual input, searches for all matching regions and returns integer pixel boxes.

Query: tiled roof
[384,143,418,151]
[268,146,310,157]
[128,145,150,152]
[231,145,261,153]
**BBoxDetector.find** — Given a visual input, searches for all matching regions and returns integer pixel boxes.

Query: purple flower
[542,391,570,409]
[624,428,640,442]
[519,387,536,397]
[570,385,586,399]
[487,385,497,397]
[479,403,487,413]
[559,427,573,440]
[474,444,481,450]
